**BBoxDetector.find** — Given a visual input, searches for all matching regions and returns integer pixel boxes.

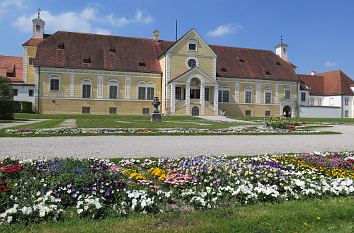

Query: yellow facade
[29,29,299,117]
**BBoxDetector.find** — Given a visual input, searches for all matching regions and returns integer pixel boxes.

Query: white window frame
[264,88,272,104]
[81,78,92,99]
[244,87,253,103]
[284,87,291,100]
[218,87,230,103]
[188,39,198,51]
[49,74,61,92]
[344,97,349,106]
[301,92,306,102]
[137,81,155,100]
[107,79,119,99]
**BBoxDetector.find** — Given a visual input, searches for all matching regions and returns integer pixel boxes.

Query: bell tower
[275,35,288,61]
[32,8,45,39]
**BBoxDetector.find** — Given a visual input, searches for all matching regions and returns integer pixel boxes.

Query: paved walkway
[0,119,46,129]
[58,119,77,128]
[197,115,253,123]
[0,125,353,159]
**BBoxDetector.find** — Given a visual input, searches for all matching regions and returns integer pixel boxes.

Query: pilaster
[235,81,240,103]
[170,83,176,114]
[200,82,205,115]
[70,73,75,97]
[125,76,131,99]
[186,82,190,114]
[214,84,219,112]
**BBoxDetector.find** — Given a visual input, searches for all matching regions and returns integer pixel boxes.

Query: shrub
[0,77,16,120]
[14,101,33,113]
[265,116,298,129]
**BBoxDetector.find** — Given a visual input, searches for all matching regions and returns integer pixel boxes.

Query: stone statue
[151,97,161,122]
[152,97,161,113]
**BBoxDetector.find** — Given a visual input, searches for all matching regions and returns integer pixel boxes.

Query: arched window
[264,88,272,104]
[108,80,119,99]
[244,87,253,103]
[81,79,92,98]
[137,81,155,100]
[218,86,230,103]
[36,25,41,32]
[49,74,61,91]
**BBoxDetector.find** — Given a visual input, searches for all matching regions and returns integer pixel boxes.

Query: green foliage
[14,101,33,113]
[0,77,15,120]
[265,116,299,129]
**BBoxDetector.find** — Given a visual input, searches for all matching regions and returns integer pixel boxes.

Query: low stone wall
[299,106,341,118]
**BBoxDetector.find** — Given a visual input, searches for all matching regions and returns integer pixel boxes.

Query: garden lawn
[14,113,245,129]
[4,197,354,233]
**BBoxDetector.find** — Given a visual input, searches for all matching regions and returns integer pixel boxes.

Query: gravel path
[0,125,353,159]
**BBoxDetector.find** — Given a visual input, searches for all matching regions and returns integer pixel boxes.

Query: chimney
[310,71,317,76]
[153,30,159,42]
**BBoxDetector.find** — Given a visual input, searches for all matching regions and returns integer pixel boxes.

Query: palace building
[2,14,352,117]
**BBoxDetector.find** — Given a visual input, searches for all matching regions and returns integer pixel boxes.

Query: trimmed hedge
[0,98,15,120]
[14,101,33,113]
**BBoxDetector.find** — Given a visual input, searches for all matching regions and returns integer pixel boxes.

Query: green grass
[14,114,246,129]
[3,197,354,233]
[10,119,64,129]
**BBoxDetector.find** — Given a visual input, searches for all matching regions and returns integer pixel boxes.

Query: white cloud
[12,7,153,35]
[0,0,27,15]
[325,61,338,68]
[207,24,242,37]
[105,9,153,27]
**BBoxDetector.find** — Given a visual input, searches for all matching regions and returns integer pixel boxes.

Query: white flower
[77,209,83,215]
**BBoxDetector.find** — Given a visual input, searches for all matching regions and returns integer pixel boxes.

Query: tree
[0,76,16,120]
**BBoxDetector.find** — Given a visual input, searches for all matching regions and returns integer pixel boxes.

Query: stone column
[186,82,190,114]
[97,75,103,98]
[275,83,279,103]
[256,82,260,104]
[213,84,219,113]
[125,76,131,99]
[170,83,176,114]
[200,82,205,115]
[70,73,75,97]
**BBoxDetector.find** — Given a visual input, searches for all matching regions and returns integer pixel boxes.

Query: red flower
[0,179,8,193]
[0,163,5,168]
[1,164,22,173]
[288,125,296,130]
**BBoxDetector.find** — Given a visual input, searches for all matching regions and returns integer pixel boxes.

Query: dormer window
[276,62,281,66]
[83,56,91,64]
[238,58,245,63]
[109,48,116,53]
[221,67,227,72]
[138,62,146,67]
[265,71,271,76]
[57,43,65,50]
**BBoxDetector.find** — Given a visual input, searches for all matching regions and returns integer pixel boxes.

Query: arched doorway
[283,106,291,118]
[192,106,199,116]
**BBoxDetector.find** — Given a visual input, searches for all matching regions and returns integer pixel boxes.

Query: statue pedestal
[151,113,161,122]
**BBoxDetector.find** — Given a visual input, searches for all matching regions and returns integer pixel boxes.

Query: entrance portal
[192,106,199,116]
[283,106,291,118]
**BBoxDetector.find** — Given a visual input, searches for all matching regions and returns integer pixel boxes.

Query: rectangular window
[205,88,209,101]
[218,90,229,102]
[29,57,35,65]
[301,92,306,102]
[318,99,322,106]
[29,90,34,96]
[329,98,334,106]
[245,91,252,103]
[191,89,200,99]
[147,87,154,100]
[138,87,146,100]
[82,84,91,98]
[109,107,117,114]
[345,97,349,106]
[265,111,271,117]
[82,107,90,114]
[13,89,18,96]
[50,79,60,91]
[189,43,196,51]
[142,108,149,114]
[265,92,272,104]
[345,110,349,117]
[309,98,314,106]
[109,85,118,99]
[175,87,182,100]
[285,89,291,100]
[245,110,251,117]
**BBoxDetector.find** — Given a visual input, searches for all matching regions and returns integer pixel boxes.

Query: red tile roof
[298,71,354,96]
[0,55,23,83]
[34,31,298,81]
[23,34,51,47]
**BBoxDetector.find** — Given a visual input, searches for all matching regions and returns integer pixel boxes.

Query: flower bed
[1,151,353,225]
[3,125,325,136]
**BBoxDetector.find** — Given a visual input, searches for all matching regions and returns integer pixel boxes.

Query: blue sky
[1,0,353,78]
